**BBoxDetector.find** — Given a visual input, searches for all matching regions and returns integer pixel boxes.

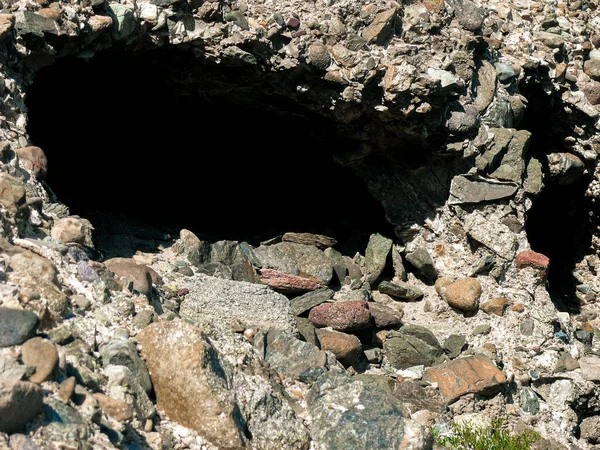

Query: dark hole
[25,48,393,252]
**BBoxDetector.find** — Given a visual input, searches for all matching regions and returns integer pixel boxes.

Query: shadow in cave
[519,80,592,313]
[25,47,394,257]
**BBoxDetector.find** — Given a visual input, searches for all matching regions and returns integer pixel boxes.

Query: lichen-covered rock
[265,330,328,382]
[383,325,445,369]
[364,233,393,283]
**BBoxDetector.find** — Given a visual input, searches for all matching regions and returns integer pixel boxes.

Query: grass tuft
[434,419,540,450]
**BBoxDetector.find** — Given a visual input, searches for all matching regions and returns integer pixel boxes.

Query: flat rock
[535,30,564,48]
[383,325,445,369]
[0,308,38,347]
[180,274,297,332]
[9,251,57,284]
[449,175,518,204]
[0,380,44,434]
[308,300,371,332]
[378,280,423,301]
[269,242,333,284]
[316,328,362,367]
[295,317,319,347]
[423,355,507,404]
[364,233,393,283]
[282,232,336,249]
[138,320,245,449]
[289,288,333,316]
[259,268,325,293]
[306,370,431,449]
[21,337,58,383]
[368,303,403,328]
[362,8,398,44]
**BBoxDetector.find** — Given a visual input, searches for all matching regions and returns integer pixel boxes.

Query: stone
[93,393,133,422]
[464,212,517,260]
[0,354,30,381]
[224,10,249,30]
[254,244,299,276]
[579,355,600,381]
[0,380,44,434]
[368,303,403,328]
[15,146,47,180]
[14,10,59,35]
[173,229,211,267]
[138,321,245,449]
[515,250,550,272]
[99,339,152,394]
[378,280,423,300]
[520,387,539,414]
[547,152,585,185]
[553,352,579,373]
[21,337,58,383]
[440,277,481,312]
[180,274,297,332]
[9,251,57,284]
[405,246,437,279]
[324,247,346,284]
[585,59,600,80]
[443,334,466,359]
[65,339,105,391]
[0,173,27,219]
[364,233,393,283]
[393,379,446,414]
[580,81,600,105]
[448,175,518,204]
[282,232,336,249]
[308,42,331,70]
[295,317,319,347]
[104,259,154,296]
[37,8,61,21]
[208,240,257,283]
[490,129,531,183]
[289,288,333,316]
[520,318,534,335]
[107,3,135,40]
[0,14,14,40]
[495,62,515,83]
[269,242,333,284]
[58,377,76,403]
[104,365,155,421]
[535,31,565,48]
[472,324,491,335]
[259,268,326,293]
[445,102,479,134]
[306,371,432,449]
[423,355,507,404]
[316,328,362,367]
[391,245,407,281]
[580,416,600,444]
[308,301,371,332]
[383,325,445,369]
[473,61,496,112]
[450,0,483,31]
[51,217,86,244]
[0,308,38,347]
[362,8,398,44]
[264,330,328,383]
[481,297,509,316]
[524,158,544,195]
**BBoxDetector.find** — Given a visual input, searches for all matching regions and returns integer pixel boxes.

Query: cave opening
[25,48,394,256]
[519,80,593,312]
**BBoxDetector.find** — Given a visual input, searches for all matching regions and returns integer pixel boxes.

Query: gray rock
[104,365,156,421]
[0,354,31,381]
[580,416,600,444]
[306,371,432,449]
[405,247,437,279]
[445,102,479,134]
[224,10,249,30]
[535,30,564,48]
[490,129,531,183]
[378,280,423,300]
[107,3,135,40]
[324,247,346,284]
[477,127,513,173]
[384,325,445,369]
[463,212,517,260]
[449,175,518,204]
[450,0,483,31]
[391,245,407,281]
[472,324,491,335]
[364,233,393,283]
[173,229,211,267]
[524,158,544,195]
[495,62,515,83]
[521,387,540,414]
[0,308,38,347]
[308,42,331,71]
[180,275,297,332]
[579,356,600,381]
[547,152,585,186]
[270,242,333,285]
[282,232,336,249]
[15,10,59,35]
[443,334,466,359]
[64,340,105,391]
[253,244,299,276]
[209,240,257,283]
[0,380,44,434]
[520,318,534,336]
[290,288,333,316]
[295,317,320,347]
[99,339,152,394]
[393,379,446,414]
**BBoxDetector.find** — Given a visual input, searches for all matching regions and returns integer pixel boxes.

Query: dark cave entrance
[519,80,593,312]
[25,48,393,253]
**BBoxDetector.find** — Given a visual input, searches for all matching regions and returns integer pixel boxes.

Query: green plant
[433,419,540,450]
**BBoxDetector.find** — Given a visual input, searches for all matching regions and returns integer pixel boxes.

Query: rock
[138,321,245,449]
[308,301,371,332]
[585,59,600,81]
[259,268,326,293]
[445,102,479,134]
[515,250,550,273]
[306,371,432,449]
[449,175,518,204]
[224,10,249,30]
[362,8,398,44]
[289,288,333,316]
[0,173,27,219]
[473,61,497,112]
[21,337,58,383]
[92,393,133,422]
[442,277,482,312]
[180,274,297,332]
[391,245,407,281]
[51,217,86,244]
[99,339,152,394]
[324,247,346,284]
[580,416,600,444]
[481,297,509,316]
[495,62,515,83]
[107,3,135,40]
[173,229,211,267]
[364,233,393,283]
[0,14,14,40]
[472,324,491,335]
[295,317,319,347]
[104,365,155,421]
[580,81,600,105]
[535,31,565,48]
[547,152,585,185]
[464,212,517,260]
[308,42,331,70]
[423,355,507,404]
[254,245,299,276]
[9,251,57,284]
[58,377,76,403]
[383,325,445,369]
[520,318,534,335]
[368,303,403,328]
[316,328,362,367]
[394,379,446,414]
[443,334,466,359]
[15,146,47,180]
[490,129,531,183]
[208,240,257,283]
[0,380,44,434]
[524,158,544,195]
[14,10,60,35]
[104,259,154,296]
[378,280,423,301]
[0,308,38,347]
[553,352,579,373]
[405,246,437,279]
[264,330,328,383]
[269,242,333,284]
[282,232,336,249]
[520,386,539,414]
[0,354,30,381]
[451,0,483,31]
[64,339,105,391]
[579,355,600,381]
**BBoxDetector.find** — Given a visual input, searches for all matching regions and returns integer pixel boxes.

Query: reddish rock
[259,268,325,293]
[93,393,133,422]
[58,377,76,403]
[423,355,507,404]
[515,250,550,272]
[481,297,510,317]
[21,337,58,383]
[512,303,525,313]
[316,329,362,367]
[15,146,48,180]
[368,303,403,328]
[308,301,371,332]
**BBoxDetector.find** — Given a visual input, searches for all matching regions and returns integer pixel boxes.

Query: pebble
[439,277,482,312]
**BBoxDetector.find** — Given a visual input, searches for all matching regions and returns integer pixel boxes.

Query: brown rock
[308,301,371,332]
[15,146,48,180]
[88,14,112,33]
[515,250,549,272]
[443,278,482,312]
[282,232,336,249]
[512,303,525,313]
[584,59,600,81]
[9,251,57,284]
[93,393,133,422]
[423,355,507,404]
[308,42,331,71]
[316,329,362,367]
[0,380,44,434]
[51,217,86,244]
[0,173,27,218]
[368,303,403,328]
[138,321,244,449]
[105,259,155,296]
[36,8,60,21]
[259,268,325,293]
[0,14,14,41]
[534,31,564,48]
[21,337,58,383]
[582,81,600,105]
[434,277,453,297]
[481,297,509,317]
[58,376,76,403]
[362,8,398,44]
